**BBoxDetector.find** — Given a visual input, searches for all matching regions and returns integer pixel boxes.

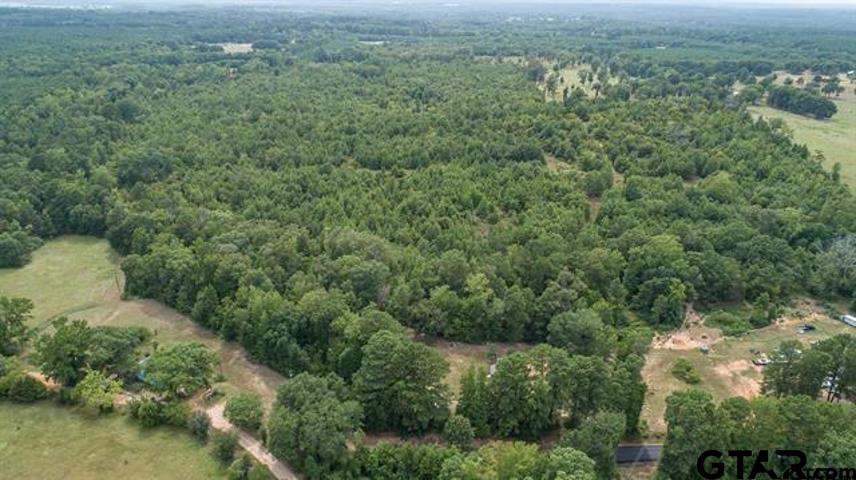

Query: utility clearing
[641,301,852,435]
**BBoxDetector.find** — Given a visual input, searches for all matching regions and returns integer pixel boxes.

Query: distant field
[641,302,853,435]
[0,402,225,480]
[0,236,284,407]
[749,74,856,187]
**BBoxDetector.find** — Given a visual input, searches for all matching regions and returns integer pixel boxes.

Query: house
[841,315,856,328]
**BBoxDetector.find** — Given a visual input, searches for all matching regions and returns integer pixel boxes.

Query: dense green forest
[2,5,856,479]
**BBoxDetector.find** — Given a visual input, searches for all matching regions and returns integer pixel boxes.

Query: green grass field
[0,236,284,406]
[0,402,225,480]
[749,75,856,187]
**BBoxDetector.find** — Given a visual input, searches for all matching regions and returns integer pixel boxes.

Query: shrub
[57,386,77,405]
[443,414,475,450]
[706,311,751,336]
[227,454,253,480]
[0,373,49,402]
[129,397,166,427]
[163,400,191,427]
[188,410,211,442]
[671,358,701,384]
[247,464,273,480]
[225,392,263,431]
[212,431,239,465]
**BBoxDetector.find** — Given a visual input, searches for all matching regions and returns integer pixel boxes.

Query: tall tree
[353,330,449,434]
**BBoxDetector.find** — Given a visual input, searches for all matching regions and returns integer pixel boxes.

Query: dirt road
[207,402,299,480]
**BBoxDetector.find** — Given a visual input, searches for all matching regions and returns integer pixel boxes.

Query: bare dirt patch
[641,300,852,436]
[214,43,253,54]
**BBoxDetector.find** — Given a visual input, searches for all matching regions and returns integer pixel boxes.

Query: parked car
[752,355,771,366]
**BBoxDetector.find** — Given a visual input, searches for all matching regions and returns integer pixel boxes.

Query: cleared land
[749,73,856,187]
[0,402,225,480]
[0,236,284,407]
[641,301,853,435]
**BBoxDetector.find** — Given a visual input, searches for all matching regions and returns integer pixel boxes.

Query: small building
[841,315,856,328]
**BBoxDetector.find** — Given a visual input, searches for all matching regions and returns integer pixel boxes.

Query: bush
[227,454,253,480]
[163,400,191,427]
[0,373,49,402]
[248,464,273,480]
[705,311,752,336]
[129,397,166,427]
[671,358,701,384]
[212,431,239,465]
[188,410,211,442]
[225,392,263,431]
[443,414,475,450]
[57,386,78,405]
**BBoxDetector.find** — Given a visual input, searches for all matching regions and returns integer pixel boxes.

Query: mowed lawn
[0,402,225,480]
[749,75,856,187]
[0,236,284,406]
[642,306,853,436]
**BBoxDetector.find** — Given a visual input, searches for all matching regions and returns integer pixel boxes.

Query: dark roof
[616,444,662,464]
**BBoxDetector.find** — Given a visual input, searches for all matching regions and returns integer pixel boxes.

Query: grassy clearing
[540,63,617,102]
[0,402,225,480]
[641,302,853,436]
[0,236,284,407]
[619,463,658,480]
[748,73,856,187]
[420,337,527,402]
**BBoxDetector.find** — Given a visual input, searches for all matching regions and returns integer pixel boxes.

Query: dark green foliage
[267,373,362,479]
[659,390,722,480]
[353,330,449,434]
[225,392,264,432]
[443,415,475,450]
[763,334,856,401]
[354,443,460,480]
[212,431,239,465]
[128,397,190,428]
[561,411,625,480]
[547,308,615,358]
[660,391,856,480]
[0,372,49,403]
[767,85,837,119]
[456,366,491,437]
[34,318,148,386]
[188,410,212,442]
[0,228,42,268]
[671,358,701,384]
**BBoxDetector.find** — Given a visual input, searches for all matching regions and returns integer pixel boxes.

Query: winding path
[206,402,299,480]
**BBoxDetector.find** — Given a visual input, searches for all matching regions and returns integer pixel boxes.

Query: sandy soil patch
[213,43,253,54]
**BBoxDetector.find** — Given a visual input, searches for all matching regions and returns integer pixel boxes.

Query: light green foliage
[671,358,701,384]
[34,318,92,386]
[74,369,122,412]
[0,296,32,354]
[225,392,264,431]
[145,342,219,397]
